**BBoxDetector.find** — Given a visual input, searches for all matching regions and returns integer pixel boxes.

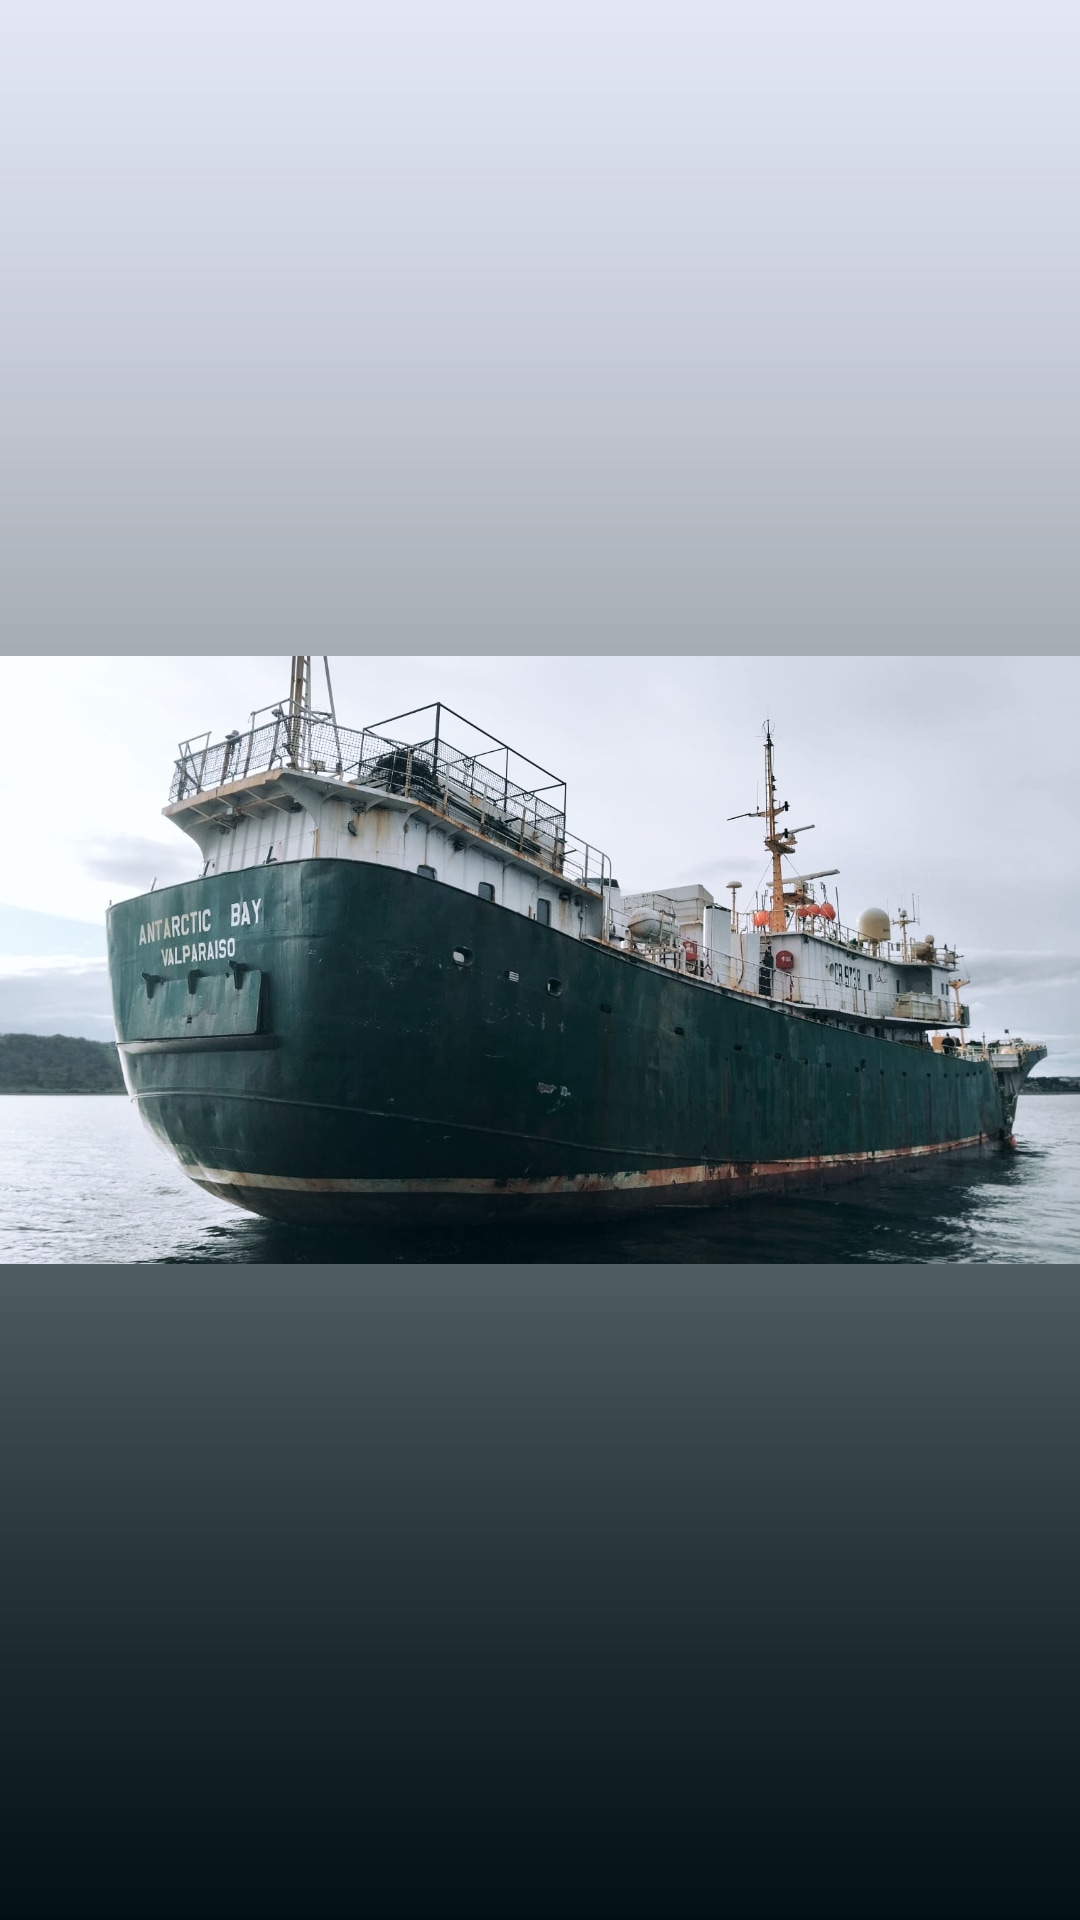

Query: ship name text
[136,896,262,969]
[159,938,237,967]
[825,960,883,990]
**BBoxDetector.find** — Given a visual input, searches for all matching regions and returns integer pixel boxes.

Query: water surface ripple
[3,1095,1077,1263]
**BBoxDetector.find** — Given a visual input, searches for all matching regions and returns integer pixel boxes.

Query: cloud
[0,904,105,959]
[0,956,109,977]
[0,956,114,1041]
[79,835,199,890]
[962,951,1080,996]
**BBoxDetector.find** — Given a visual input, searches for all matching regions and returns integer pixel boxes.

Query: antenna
[322,656,343,772]
[762,722,795,932]
[288,656,311,764]
[729,727,822,934]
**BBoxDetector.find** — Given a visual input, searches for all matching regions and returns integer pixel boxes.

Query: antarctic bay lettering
[139,910,212,944]
[137,898,262,946]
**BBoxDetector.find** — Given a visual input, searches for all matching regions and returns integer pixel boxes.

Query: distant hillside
[0,1033,125,1094]
[1021,1075,1080,1094]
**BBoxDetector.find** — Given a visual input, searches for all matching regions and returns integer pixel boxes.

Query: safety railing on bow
[170,700,610,893]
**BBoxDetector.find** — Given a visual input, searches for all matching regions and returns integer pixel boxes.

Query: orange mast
[727,724,813,934]
[761,724,796,932]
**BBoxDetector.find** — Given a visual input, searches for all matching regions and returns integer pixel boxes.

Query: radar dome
[858,908,890,942]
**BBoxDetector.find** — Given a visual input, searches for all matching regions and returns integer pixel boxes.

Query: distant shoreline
[1,1029,1074,1098]
[0,1033,125,1095]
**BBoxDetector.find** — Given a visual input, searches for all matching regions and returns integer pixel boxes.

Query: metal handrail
[170,710,611,894]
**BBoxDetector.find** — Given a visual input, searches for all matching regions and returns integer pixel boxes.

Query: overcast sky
[1,653,1077,1066]
[2,5,1079,648]
[2,12,1077,1055]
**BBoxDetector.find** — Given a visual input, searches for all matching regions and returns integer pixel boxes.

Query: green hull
[108,859,1011,1223]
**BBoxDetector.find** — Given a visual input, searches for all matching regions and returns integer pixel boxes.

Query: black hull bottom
[189,1132,1002,1226]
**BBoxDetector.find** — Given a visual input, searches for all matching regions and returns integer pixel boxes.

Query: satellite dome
[858,908,890,942]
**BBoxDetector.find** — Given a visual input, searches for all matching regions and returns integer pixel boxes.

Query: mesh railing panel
[170,716,607,888]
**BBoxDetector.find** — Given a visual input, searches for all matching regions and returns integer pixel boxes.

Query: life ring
[775,949,795,972]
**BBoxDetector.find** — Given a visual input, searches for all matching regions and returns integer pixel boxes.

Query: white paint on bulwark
[230,899,262,927]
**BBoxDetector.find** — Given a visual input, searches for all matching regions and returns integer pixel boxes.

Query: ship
[106,658,1046,1224]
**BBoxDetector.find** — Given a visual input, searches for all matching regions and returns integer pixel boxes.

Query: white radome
[858,907,891,942]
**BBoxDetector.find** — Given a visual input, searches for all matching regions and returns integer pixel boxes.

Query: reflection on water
[160,1138,1068,1265]
[2,1096,1077,1265]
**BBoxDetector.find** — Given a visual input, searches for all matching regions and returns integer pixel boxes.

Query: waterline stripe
[187,1135,988,1198]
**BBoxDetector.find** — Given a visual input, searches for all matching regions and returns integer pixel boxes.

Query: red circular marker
[775,950,795,972]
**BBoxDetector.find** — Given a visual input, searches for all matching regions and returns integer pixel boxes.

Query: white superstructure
[163,674,971,1037]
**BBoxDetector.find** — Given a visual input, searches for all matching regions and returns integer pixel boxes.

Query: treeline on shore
[0,1033,125,1094]
[1,1029,1074,1099]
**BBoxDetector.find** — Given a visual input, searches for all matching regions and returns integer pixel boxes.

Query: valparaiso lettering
[159,937,235,968]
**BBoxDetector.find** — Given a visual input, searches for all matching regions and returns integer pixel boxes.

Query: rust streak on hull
[188,1133,995,1225]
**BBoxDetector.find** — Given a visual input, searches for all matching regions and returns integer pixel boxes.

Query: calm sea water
[2,1093,1078,1263]
[5,1101,1080,1919]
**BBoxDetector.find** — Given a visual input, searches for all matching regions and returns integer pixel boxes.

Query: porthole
[674,1026,685,1037]
[478,882,495,902]
[546,978,562,996]
[417,864,437,880]
[452,947,474,968]
[599,1003,612,1014]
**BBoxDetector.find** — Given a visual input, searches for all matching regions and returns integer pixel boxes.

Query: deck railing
[170,704,611,894]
